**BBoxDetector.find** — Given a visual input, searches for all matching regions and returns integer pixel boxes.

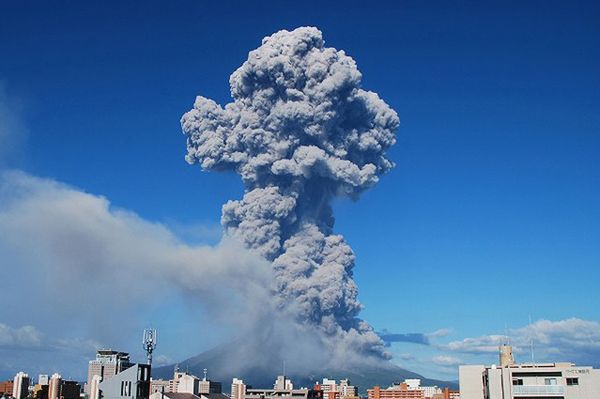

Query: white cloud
[397,353,416,361]
[428,328,453,339]
[442,318,600,366]
[153,354,174,367]
[443,334,506,354]
[431,355,462,367]
[0,324,43,349]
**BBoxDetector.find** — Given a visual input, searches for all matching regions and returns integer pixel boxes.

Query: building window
[512,379,523,386]
[544,378,557,386]
[567,378,579,386]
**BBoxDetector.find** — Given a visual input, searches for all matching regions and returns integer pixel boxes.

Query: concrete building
[178,374,200,395]
[87,350,133,394]
[199,378,221,395]
[0,381,14,397]
[48,374,62,399]
[240,376,322,399]
[150,380,171,395]
[338,380,358,399]
[317,379,337,399]
[368,380,447,399]
[439,388,459,399]
[148,391,228,399]
[13,372,30,399]
[368,383,424,399]
[459,346,600,399]
[170,371,186,393]
[47,374,80,399]
[39,375,49,386]
[314,378,357,399]
[403,380,442,399]
[166,370,221,396]
[274,376,293,391]
[231,379,246,399]
[98,363,151,399]
[89,375,103,399]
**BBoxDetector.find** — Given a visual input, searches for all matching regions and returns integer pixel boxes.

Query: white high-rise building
[12,372,30,399]
[274,376,293,391]
[320,379,338,399]
[48,373,62,399]
[86,350,132,394]
[339,379,358,399]
[89,375,102,399]
[38,375,49,386]
[459,346,600,399]
[231,378,246,399]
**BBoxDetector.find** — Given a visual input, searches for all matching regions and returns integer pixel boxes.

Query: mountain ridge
[153,342,458,394]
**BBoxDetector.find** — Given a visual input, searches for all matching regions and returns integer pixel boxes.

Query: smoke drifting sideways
[182,27,399,364]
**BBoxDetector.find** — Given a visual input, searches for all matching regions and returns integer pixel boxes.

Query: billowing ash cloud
[181,27,399,359]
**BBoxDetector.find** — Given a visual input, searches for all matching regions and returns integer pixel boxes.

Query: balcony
[513,385,565,396]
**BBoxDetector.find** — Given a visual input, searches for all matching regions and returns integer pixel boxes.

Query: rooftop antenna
[142,328,157,366]
[203,368,208,381]
[283,360,286,377]
[528,315,535,363]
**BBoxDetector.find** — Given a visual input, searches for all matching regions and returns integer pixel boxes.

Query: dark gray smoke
[181,27,399,360]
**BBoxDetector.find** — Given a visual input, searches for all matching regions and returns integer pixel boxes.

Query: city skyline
[1,0,600,382]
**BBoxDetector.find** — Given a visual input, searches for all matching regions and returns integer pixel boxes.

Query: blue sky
[1,0,600,382]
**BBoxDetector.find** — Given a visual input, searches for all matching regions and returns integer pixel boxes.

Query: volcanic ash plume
[181,27,399,360]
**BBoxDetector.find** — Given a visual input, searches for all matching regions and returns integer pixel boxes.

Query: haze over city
[1,0,599,389]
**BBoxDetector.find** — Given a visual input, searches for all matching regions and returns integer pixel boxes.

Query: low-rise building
[166,369,221,396]
[151,379,171,395]
[0,381,14,397]
[149,391,228,399]
[313,378,357,399]
[98,364,151,399]
[235,376,322,399]
[459,345,600,399]
[368,383,424,399]
[368,380,446,399]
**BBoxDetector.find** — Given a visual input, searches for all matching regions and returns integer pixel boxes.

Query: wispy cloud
[442,318,600,366]
[431,355,462,367]
[442,334,506,354]
[0,324,43,350]
[0,323,101,355]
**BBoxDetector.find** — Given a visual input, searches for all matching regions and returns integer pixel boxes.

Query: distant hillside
[153,342,457,394]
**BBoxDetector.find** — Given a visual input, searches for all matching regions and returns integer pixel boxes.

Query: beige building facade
[459,351,600,399]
